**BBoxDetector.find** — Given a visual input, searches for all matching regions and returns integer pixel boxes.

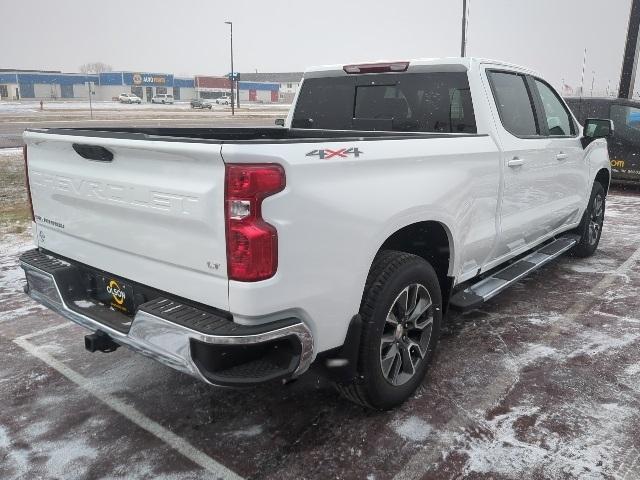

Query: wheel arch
[594,168,610,195]
[371,220,455,309]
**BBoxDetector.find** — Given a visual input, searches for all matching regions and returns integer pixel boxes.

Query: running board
[449,234,580,312]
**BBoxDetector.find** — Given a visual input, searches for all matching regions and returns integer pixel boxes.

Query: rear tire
[334,250,442,410]
[572,181,605,258]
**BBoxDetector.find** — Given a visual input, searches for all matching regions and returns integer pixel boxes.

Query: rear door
[24,131,229,309]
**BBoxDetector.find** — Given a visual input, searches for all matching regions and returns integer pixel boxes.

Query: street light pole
[87,81,93,120]
[225,21,234,116]
[460,0,467,57]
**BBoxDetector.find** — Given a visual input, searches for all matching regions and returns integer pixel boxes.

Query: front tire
[335,250,442,410]
[572,181,605,258]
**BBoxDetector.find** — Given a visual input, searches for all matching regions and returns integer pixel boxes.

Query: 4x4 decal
[306,147,363,159]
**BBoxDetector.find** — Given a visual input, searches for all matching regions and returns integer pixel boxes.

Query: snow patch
[229,424,264,438]
[0,147,22,156]
[569,330,640,358]
[73,300,95,308]
[392,416,433,442]
[625,363,640,376]
[514,343,558,366]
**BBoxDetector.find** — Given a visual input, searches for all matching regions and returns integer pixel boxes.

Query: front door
[145,87,153,102]
[531,77,587,225]
[486,70,563,263]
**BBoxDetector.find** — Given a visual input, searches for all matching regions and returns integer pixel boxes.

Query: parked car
[190,98,213,109]
[118,93,142,104]
[565,97,640,182]
[215,96,231,105]
[151,94,174,104]
[20,57,612,410]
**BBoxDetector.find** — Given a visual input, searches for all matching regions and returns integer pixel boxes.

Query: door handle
[556,152,568,161]
[507,158,524,167]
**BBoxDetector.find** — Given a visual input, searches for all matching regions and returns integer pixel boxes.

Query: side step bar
[449,234,580,312]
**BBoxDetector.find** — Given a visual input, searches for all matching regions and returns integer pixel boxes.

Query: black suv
[565,97,640,182]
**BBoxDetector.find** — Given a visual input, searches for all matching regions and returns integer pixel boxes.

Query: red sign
[195,76,231,89]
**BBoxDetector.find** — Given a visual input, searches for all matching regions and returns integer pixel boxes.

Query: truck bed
[28,126,484,144]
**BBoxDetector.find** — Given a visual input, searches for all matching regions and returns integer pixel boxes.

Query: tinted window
[292,72,477,133]
[534,79,575,136]
[611,104,640,145]
[488,71,538,136]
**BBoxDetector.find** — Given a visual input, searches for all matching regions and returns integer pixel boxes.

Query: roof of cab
[303,57,540,78]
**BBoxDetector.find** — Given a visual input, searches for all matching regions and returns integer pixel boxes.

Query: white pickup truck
[20,57,612,410]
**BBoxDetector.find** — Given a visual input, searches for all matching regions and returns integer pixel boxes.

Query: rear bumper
[20,249,314,386]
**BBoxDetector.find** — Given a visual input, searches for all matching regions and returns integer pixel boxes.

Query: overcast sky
[0,0,634,92]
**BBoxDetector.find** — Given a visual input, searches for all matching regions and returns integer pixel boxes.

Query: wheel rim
[379,283,434,386]
[588,193,604,246]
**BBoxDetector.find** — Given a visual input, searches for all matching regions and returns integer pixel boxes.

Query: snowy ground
[0,100,291,114]
[1,152,640,479]
[0,103,287,148]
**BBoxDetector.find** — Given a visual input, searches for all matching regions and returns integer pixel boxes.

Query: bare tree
[79,62,113,74]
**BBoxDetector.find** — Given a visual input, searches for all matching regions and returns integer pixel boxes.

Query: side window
[488,71,538,137]
[534,79,575,136]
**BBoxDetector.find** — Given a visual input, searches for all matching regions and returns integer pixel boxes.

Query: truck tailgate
[24,131,229,310]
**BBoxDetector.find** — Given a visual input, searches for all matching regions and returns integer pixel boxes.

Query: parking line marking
[15,322,72,341]
[565,244,640,317]
[13,336,243,480]
[393,244,640,480]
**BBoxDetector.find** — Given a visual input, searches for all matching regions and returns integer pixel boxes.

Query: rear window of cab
[292,72,477,133]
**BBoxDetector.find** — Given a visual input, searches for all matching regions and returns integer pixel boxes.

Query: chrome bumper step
[450,234,580,312]
[20,249,314,386]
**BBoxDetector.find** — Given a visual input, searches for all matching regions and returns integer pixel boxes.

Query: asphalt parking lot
[2,127,640,478]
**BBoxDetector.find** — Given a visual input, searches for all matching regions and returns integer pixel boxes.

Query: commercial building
[0,69,98,100]
[239,72,303,103]
[0,67,288,103]
[95,72,195,101]
[195,76,279,103]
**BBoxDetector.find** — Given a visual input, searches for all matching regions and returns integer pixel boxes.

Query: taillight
[23,145,35,221]
[343,61,409,74]
[225,164,285,281]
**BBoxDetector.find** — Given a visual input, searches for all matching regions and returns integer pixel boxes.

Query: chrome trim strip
[21,261,314,384]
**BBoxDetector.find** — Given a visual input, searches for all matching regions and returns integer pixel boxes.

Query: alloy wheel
[379,283,434,386]
[588,193,604,246]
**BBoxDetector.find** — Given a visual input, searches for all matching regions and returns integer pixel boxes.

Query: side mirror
[582,118,613,147]
[275,118,285,127]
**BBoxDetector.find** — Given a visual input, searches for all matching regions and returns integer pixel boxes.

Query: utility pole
[460,0,467,57]
[619,0,640,98]
[225,21,234,116]
[590,71,595,96]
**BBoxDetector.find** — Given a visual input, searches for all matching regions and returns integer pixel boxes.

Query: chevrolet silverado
[19,57,612,409]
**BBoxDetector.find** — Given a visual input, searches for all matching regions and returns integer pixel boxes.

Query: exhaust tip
[85,331,120,353]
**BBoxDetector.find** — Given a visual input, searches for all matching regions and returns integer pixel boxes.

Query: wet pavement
[1,191,640,480]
